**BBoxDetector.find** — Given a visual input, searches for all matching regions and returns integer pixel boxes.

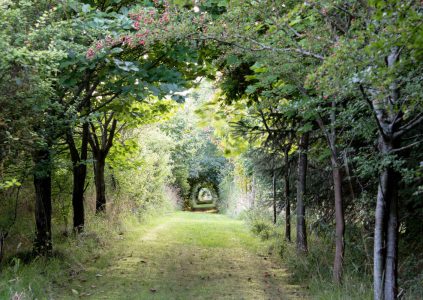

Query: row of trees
[196,1,422,299]
[0,0,421,299]
[0,0,206,257]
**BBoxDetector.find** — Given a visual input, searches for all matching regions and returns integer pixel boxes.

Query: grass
[0,212,302,299]
[242,212,376,300]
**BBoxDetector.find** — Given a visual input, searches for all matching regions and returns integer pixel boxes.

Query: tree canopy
[0,1,422,299]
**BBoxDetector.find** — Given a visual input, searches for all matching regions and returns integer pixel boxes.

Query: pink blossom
[95,41,103,50]
[122,36,133,46]
[86,48,95,60]
[105,36,114,46]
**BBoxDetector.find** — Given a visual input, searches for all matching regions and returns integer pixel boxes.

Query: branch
[88,122,100,152]
[395,112,423,139]
[316,114,337,160]
[391,140,422,153]
[65,129,80,163]
[85,93,120,116]
[196,34,325,61]
[359,84,388,139]
[105,119,118,153]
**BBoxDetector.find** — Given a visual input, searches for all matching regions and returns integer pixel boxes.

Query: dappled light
[1,1,422,299]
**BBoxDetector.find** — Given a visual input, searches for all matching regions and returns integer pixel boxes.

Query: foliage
[111,125,176,216]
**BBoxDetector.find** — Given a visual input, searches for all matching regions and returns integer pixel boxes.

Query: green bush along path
[58,212,300,299]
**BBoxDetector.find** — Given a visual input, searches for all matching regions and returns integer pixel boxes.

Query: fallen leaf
[95,273,103,277]
[71,289,79,295]
[150,288,157,293]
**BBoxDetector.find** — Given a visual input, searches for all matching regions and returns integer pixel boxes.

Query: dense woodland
[0,0,422,299]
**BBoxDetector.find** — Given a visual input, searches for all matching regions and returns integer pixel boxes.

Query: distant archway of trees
[188,181,219,211]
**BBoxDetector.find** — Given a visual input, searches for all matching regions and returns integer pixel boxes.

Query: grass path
[55,212,302,299]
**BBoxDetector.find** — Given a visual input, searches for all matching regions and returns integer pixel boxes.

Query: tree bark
[284,147,291,242]
[374,137,399,300]
[272,161,277,224]
[371,47,401,300]
[88,116,117,214]
[251,175,256,208]
[332,159,345,284]
[93,154,106,212]
[0,233,5,266]
[384,169,398,300]
[296,132,309,253]
[33,148,52,256]
[67,122,89,232]
[316,101,346,283]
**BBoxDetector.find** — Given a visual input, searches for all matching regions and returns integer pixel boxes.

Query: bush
[241,208,278,240]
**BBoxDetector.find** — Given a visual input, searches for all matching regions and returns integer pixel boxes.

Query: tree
[313,1,423,297]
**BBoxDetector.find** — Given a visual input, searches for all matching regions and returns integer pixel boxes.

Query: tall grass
[241,209,399,299]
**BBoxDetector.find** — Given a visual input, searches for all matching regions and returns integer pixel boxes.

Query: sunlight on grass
[1,212,302,299]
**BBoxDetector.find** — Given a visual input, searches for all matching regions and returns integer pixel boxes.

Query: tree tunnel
[188,181,219,211]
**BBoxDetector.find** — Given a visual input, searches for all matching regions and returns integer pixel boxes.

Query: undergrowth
[0,204,167,299]
[242,208,422,300]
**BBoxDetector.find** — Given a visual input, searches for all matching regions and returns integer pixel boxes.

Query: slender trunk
[373,48,401,300]
[94,154,106,212]
[72,166,86,231]
[332,159,345,284]
[384,172,398,300]
[316,101,346,283]
[67,123,89,232]
[251,175,256,208]
[0,233,5,265]
[296,132,309,253]
[88,117,117,214]
[109,166,117,191]
[33,149,52,256]
[272,163,277,224]
[374,137,399,300]
[284,148,291,242]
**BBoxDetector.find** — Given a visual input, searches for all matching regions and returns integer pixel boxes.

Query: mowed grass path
[56,212,301,299]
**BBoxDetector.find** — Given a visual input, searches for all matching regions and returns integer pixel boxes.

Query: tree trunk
[33,149,52,256]
[88,116,117,214]
[373,48,401,300]
[251,175,256,208]
[332,159,345,284]
[109,166,118,191]
[72,165,86,231]
[384,173,398,300]
[296,132,309,253]
[272,163,277,224]
[284,148,291,242]
[0,233,5,266]
[94,154,106,213]
[316,101,346,283]
[67,123,89,232]
[374,137,399,300]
